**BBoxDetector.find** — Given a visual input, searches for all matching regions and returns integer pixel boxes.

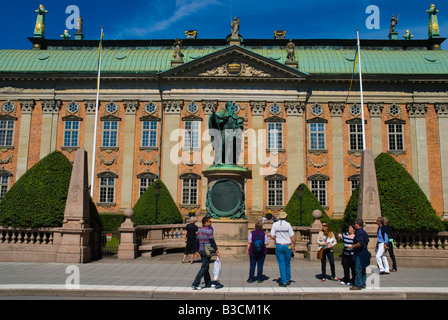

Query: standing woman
[338,225,356,285]
[317,222,339,282]
[182,217,198,264]
[247,220,269,283]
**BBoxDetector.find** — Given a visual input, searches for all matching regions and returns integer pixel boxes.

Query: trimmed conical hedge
[284,183,330,226]
[132,179,183,225]
[0,151,72,228]
[344,153,444,233]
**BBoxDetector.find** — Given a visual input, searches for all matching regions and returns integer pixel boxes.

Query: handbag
[213,256,221,280]
[199,228,216,258]
[317,247,324,260]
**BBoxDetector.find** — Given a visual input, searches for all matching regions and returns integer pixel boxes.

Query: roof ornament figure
[231,17,240,39]
[173,38,183,61]
[286,40,296,62]
[427,4,440,38]
[76,16,83,34]
[390,14,399,33]
[403,30,414,40]
[33,4,48,39]
[60,30,71,40]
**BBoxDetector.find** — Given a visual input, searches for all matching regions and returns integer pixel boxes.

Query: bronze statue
[209,102,244,165]
[390,14,399,33]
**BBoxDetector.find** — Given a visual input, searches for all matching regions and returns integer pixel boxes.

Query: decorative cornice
[329,102,345,117]
[367,103,384,117]
[406,103,428,118]
[163,100,184,114]
[123,100,139,114]
[250,101,266,116]
[284,102,305,116]
[19,99,35,114]
[202,100,218,115]
[41,99,62,114]
[434,103,448,118]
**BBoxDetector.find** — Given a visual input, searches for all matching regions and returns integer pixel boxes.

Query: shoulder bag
[199,228,216,258]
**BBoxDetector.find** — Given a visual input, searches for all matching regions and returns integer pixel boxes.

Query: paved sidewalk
[0,254,447,300]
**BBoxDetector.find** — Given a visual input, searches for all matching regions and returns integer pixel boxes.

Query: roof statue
[76,16,83,34]
[286,40,296,62]
[427,4,440,38]
[231,17,240,39]
[60,30,71,40]
[390,14,399,33]
[33,4,48,39]
[173,38,183,61]
[403,30,414,40]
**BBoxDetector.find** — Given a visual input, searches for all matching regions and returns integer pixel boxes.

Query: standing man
[376,217,390,275]
[270,211,296,287]
[192,217,220,290]
[348,219,370,290]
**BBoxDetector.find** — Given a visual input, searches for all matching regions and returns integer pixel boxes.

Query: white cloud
[123,0,221,37]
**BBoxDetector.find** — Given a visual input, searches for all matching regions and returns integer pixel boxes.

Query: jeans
[249,254,266,280]
[321,248,336,278]
[275,244,292,284]
[192,253,212,287]
[354,254,366,288]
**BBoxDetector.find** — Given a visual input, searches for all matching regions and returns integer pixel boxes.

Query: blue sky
[1,1,447,49]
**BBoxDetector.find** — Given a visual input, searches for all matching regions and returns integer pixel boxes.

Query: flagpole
[357,29,366,150]
[90,27,104,198]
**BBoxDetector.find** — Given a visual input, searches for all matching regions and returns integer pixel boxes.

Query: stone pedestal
[203,165,251,220]
[212,218,248,255]
[308,210,323,261]
[285,60,298,69]
[228,39,241,46]
[118,209,138,260]
[388,31,398,40]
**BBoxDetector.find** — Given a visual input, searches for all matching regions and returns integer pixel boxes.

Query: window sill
[387,150,406,156]
[308,149,327,155]
[100,147,119,153]
[61,146,79,152]
[140,146,159,152]
[97,202,116,208]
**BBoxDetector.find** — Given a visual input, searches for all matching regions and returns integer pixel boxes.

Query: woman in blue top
[338,225,356,286]
[246,221,269,283]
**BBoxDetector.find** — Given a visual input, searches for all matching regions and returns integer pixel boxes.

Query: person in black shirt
[182,217,198,264]
[348,219,370,290]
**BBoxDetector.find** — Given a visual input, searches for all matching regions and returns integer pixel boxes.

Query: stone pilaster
[329,102,345,218]
[201,100,218,211]
[367,103,384,158]
[39,99,61,159]
[161,100,184,202]
[16,100,35,180]
[285,101,305,200]
[406,103,430,199]
[120,100,139,210]
[250,101,266,214]
[84,100,97,185]
[435,103,448,218]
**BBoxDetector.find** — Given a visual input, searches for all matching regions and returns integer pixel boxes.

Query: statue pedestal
[203,165,251,220]
[285,60,298,69]
[388,32,398,40]
[212,218,248,255]
[228,39,241,46]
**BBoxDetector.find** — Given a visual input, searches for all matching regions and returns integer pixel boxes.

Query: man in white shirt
[270,211,296,286]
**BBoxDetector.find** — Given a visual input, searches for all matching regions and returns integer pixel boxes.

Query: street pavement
[0,253,447,300]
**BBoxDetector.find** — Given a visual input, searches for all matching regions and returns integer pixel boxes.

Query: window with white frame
[0,120,14,146]
[348,175,360,195]
[267,122,283,150]
[0,175,9,200]
[184,121,200,149]
[388,123,404,151]
[138,173,157,197]
[267,179,284,207]
[309,175,328,206]
[142,121,158,148]
[349,123,364,150]
[63,121,80,147]
[102,121,118,147]
[98,173,117,204]
[310,123,325,150]
[182,178,198,205]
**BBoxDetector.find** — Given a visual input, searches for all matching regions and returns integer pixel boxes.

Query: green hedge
[132,179,183,225]
[344,153,444,233]
[99,213,125,231]
[284,183,330,226]
[0,151,72,228]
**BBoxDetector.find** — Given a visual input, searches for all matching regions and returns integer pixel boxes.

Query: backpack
[252,231,265,254]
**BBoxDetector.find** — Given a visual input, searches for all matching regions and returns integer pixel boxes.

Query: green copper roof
[0,47,447,75]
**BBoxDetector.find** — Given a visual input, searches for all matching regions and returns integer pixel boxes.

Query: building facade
[1,9,448,221]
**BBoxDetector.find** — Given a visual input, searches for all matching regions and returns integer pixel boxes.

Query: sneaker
[331,277,339,281]
[192,286,201,290]
[339,280,346,285]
